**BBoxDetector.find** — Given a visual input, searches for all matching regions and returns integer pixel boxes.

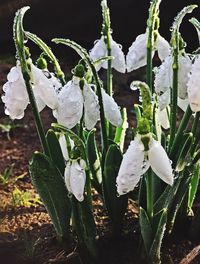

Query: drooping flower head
[90,36,126,73]
[2,60,60,119]
[54,75,122,129]
[126,32,170,72]
[116,134,173,196]
[64,159,86,202]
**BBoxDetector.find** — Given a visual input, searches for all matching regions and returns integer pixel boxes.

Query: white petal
[116,138,150,195]
[154,56,172,94]
[59,134,69,161]
[54,79,83,128]
[178,98,189,112]
[178,55,192,99]
[156,34,171,61]
[101,88,122,127]
[2,66,29,119]
[83,84,100,130]
[148,139,173,185]
[126,33,150,72]
[89,37,107,71]
[64,162,72,193]
[158,107,170,129]
[110,38,126,73]
[70,159,86,202]
[187,56,200,112]
[31,64,58,109]
[158,89,170,111]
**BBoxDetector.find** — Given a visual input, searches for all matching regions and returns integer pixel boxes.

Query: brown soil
[0,63,200,264]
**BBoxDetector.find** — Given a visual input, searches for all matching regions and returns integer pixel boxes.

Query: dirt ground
[0,62,200,264]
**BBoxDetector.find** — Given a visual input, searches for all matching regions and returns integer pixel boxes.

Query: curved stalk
[14,7,50,156]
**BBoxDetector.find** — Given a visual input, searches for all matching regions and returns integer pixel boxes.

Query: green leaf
[29,152,71,241]
[140,207,153,254]
[103,144,128,234]
[167,169,191,233]
[86,130,102,194]
[149,209,167,264]
[188,163,200,210]
[46,129,65,175]
[71,171,97,259]
[175,133,193,172]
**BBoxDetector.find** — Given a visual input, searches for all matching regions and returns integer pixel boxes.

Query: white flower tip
[76,194,84,202]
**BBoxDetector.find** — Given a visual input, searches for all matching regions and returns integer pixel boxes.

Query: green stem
[146,171,154,220]
[14,8,50,157]
[169,34,179,148]
[106,36,113,139]
[169,106,192,159]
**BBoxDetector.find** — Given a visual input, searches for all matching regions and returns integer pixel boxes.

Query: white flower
[154,55,192,99]
[64,159,86,202]
[54,77,100,130]
[2,61,60,120]
[30,64,59,109]
[89,36,126,73]
[126,33,170,72]
[101,88,122,127]
[187,56,200,112]
[2,66,29,119]
[116,138,149,195]
[116,136,173,196]
[54,76,122,129]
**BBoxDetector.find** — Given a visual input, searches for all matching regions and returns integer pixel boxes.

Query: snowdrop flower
[116,135,173,195]
[54,76,122,129]
[89,36,126,73]
[187,56,200,112]
[154,54,192,100]
[126,32,170,72]
[64,159,86,202]
[154,54,192,119]
[2,61,59,119]
[53,76,100,130]
[101,88,122,127]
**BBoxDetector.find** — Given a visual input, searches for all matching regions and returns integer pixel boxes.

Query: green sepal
[29,152,71,241]
[103,144,128,234]
[86,130,102,194]
[46,129,65,175]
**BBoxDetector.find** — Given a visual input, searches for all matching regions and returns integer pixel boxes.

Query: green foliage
[11,187,42,207]
[0,164,15,185]
[29,152,71,241]
[103,144,128,235]
[86,130,102,194]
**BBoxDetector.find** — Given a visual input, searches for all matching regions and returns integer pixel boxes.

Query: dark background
[0,0,200,57]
